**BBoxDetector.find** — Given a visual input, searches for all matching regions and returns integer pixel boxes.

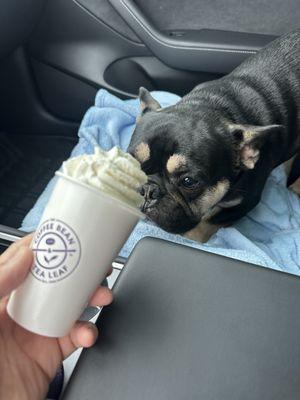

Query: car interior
[1,0,300,399]
[1,0,299,239]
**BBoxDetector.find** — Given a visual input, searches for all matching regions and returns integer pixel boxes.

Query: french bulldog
[128,30,300,242]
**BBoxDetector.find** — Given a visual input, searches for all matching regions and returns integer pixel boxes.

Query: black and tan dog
[128,30,300,242]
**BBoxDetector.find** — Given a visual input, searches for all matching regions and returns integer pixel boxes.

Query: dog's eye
[181,177,198,189]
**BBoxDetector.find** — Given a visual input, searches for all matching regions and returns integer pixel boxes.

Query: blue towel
[22,90,300,275]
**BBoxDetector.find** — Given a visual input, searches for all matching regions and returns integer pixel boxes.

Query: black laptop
[63,237,300,400]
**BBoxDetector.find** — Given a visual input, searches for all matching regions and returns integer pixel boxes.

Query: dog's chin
[141,202,198,234]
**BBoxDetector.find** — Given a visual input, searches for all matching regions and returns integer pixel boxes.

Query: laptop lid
[63,237,300,400]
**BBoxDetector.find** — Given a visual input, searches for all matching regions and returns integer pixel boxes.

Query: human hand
[0,234,113,400]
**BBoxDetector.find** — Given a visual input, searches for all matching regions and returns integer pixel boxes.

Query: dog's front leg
[183,221,221,243]
[289,177,300,195]
[285,154,300,195]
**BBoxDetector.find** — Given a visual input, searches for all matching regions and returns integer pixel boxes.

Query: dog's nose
[140,182,160,200]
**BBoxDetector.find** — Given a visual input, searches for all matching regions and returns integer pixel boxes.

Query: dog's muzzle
[139,175,163,212]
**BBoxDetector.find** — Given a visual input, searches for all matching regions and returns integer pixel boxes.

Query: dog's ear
[229,124,283,169]
[139,87,161,114]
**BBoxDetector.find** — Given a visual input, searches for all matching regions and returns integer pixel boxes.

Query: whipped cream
[62,147,147,209]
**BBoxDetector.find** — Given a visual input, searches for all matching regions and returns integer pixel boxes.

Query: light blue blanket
[22,90,300,275]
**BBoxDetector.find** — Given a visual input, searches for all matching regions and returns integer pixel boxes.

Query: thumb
[0,247,33,298]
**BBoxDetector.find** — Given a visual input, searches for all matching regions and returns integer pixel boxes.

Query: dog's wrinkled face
[129,116,232,232]
[128,88,281,234]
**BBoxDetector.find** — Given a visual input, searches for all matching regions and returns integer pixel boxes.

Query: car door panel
[24,0,222,123]
[109,0,276,74]
[2,0,299,135]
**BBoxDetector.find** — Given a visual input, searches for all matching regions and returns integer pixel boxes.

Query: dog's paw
[183,221,220,243]
[289,177,300,196]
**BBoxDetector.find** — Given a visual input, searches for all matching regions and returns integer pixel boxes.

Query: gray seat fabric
[77,0,300,42]
[137,0,300,36]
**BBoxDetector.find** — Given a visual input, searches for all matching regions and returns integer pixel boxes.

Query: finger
[0,234,33,264]
[58,321,98,359]
[89,286,113,307]
[106,266,113,277]
[0,246,33,298]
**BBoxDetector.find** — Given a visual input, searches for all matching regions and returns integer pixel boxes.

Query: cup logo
[31,219,81,283]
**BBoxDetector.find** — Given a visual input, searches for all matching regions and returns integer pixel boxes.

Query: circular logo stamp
[31,219,81,283]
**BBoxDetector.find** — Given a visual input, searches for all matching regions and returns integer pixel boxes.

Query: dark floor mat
[0,133,77,228]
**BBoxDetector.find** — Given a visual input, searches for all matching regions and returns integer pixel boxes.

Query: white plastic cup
[7,172,142,337]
